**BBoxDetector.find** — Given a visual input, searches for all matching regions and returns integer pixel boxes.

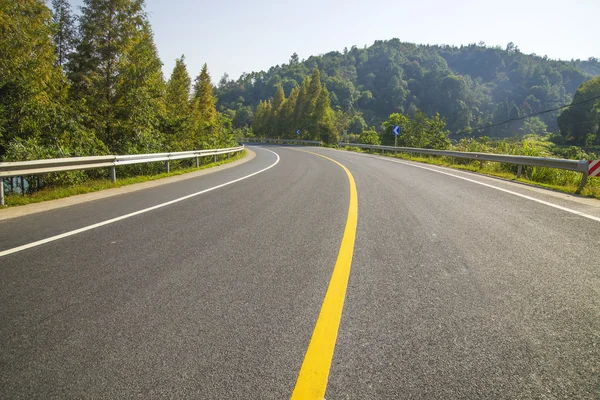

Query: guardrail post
[110,166,117,183]
[165,160,170,173]
[213,153,217,163]
[195,157,200,168]
[577,172,588,194]
[479,160,483,169]
[0,178,5,206]
[517,164,523,178]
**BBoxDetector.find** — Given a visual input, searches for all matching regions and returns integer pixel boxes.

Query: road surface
[1,145,599,399]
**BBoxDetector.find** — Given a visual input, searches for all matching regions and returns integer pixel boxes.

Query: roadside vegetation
[343,134,600,199]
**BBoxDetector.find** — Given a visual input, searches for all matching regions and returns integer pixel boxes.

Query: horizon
[64,0,600,83]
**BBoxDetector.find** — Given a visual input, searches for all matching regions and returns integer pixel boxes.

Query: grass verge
[1,150,246,208]
[340,147,600,200]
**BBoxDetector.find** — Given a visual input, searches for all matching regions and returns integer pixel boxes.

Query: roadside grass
[1,151,246,208]
[341,146,600,200]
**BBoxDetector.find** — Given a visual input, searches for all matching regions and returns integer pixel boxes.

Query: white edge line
[0,148,280,258]
[335,149,600,223]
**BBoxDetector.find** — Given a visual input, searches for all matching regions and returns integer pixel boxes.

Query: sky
[68,0,600,84]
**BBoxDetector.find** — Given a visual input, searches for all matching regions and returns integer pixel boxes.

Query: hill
[215,39,600,138]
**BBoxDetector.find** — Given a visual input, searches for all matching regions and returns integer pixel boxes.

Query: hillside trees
[249,69,338,143]
[216,39,599,138]
[558,76,600,145]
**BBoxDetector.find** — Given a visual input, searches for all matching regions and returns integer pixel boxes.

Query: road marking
[290,150,358,400]
[334,150,600,223]
[0,148,280,258]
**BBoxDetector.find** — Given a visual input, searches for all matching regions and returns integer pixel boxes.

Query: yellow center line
[289,149,358,400]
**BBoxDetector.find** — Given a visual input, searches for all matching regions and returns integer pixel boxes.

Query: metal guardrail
[0,146,245,205]
[241,138,322,146]
[339,142,591,193]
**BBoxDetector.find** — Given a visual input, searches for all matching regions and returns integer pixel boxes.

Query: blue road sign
[392,126,401,136]
[296,129,301,135]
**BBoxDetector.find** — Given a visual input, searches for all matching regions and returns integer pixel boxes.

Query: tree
[278,86,299,137]
[272,83,285,112]
[166,56,191,118]
[348,114,367,134]
[51,0,77,68]
[359,127,381,145]
[383,111,450,149]
[558,76,600,145]
[68,0,165,153]
[113,23,166,154]
[313,86,337,144]
[0,0,65,155]
[233,106,253,128]
[193,64,218,126]
[164,55,193,149]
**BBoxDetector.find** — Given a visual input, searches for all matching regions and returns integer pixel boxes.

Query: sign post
[392,125,401,147]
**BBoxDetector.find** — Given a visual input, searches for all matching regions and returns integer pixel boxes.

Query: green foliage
[359,127,381,145]
[51,0,76,67]
[1,0,235,198]
[382,111,451,149]
[247,68,340,144]
[0,0,66,154]
[557,76,600,145]
[216,39,599,137]
[68,0,166,154]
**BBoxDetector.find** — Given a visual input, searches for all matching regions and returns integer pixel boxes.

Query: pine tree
[252,100,267,137]
[51,0,77,68]
[68,0,164,153]
[164,56,194,150]
[294,77,310,138]
[0,0,65,155]
[166,56,191,119]
[272,84,285,112]
[113,23,166,153]
[307,68,322,111]
[271,83,285,136]
[193,64,217,125]
[279,86,299,138]
[314,86,337,143]
[191,64,219,148]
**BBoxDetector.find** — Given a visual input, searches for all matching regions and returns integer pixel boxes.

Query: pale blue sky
[69,0,600,83]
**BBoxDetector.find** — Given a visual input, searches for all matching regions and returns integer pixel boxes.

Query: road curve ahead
[1,145,599,399]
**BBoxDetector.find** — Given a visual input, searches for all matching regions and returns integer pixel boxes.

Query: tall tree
[166,55,191,119]
[0,0,64,155]
[51,0,77,68]
[313,86,337,143]
[113,22,166,153]
[68,0,165,153]
[278,86,299,137]
[193,64,218,126]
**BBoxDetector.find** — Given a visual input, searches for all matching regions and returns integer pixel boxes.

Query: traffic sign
[392,126,401,136]
[296,129,301,135]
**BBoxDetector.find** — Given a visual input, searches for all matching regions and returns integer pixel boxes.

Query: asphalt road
[1,145,599,399]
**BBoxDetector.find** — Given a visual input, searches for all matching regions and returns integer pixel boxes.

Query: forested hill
[216,39,600,137]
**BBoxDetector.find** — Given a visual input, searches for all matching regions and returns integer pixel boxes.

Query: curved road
[1,146,599,399]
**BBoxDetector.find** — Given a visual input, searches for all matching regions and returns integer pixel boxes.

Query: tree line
[216,40,600,145]
[0,0,233,166]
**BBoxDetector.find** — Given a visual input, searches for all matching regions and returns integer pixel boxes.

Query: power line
[452,94,600,136]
